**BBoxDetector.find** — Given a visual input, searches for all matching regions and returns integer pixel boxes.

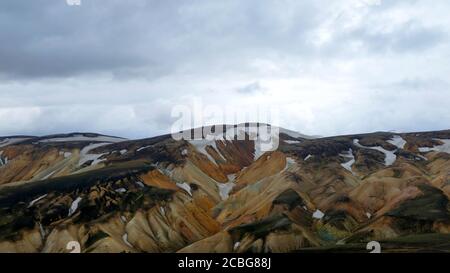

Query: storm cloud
[0,0,449,138]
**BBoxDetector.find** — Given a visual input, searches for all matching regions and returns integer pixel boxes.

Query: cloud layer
[0,0,449,138]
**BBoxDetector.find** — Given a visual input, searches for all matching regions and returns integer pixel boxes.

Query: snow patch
[366,212,372,219]
[216,175,236,200]
[233,241,241,251]
[28,194,48,208]
[304,154,312,161]
[78,143,110,167]
[284,140,301,144]
[137,145,151,152]
[119,149,127,155]
[42,170,57,180]
[176,182,192,196]
[136,181,145,188]
[419,139,450,154]
[0,157,7,166]
[0,138,29,148]
[115,188,127,193]
[0,151,8,166]
[68,197,83,217]
[354,139,397,166]
[122,233,133,247]
[339,149,355,175]
[59,151,72,158]
[313,209,325,219]
[387,135,407,149]
[415,155,429,161]
[189,139,225,165]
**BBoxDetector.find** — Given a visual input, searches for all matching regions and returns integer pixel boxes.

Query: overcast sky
[0,0,449,139]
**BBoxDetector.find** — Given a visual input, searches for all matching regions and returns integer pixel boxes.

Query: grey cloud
[236,81,264,94]
[0,0,198,80]
[0,0,324,80]
[0,0,448,81]
[350,21,446,53]
[374,78,450,91]
[0,1,145,79]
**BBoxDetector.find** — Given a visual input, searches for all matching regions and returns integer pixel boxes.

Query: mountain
[0,125,449,253]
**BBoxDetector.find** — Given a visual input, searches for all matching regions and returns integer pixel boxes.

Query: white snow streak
[0,151,8,166]
[0,138,29,148]
[313,209,325,219]
[387,135,407,149]
[28,194,48,208]
[189,139,226,164]
[216,174,236,200]
[176,182,192,196]
[136,181,145,188]
[284,140,301,144]
[233,242,241,251]
[78,143,110,167]
[59,151,72,158]
[42,170,57,180]
[354,139,397,166]
[122,233,133,247]
[39,135,125,143]
[68,197,82,217]
[137,145,151,152]
[419,139,450,154]
[339,149,355,174]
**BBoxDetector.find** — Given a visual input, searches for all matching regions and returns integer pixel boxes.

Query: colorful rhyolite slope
[0,125,449,253]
